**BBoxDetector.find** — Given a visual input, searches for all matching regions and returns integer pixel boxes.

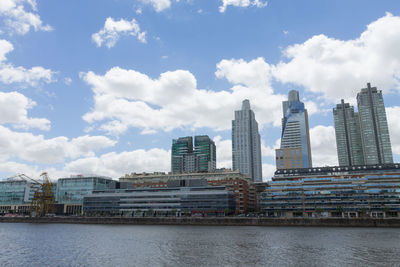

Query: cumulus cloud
[273,12,400,104]
[92,17,146,48]
[219,0,267,13]
[0,39,55,86]
[386,106,400,155]
[309,125,338,167]
[141,0,171,12]
[64,148,170,178]
[213,136,232,169]
[0,125,116,164]
[0,0,52,35]
[262,163,275,181]
[0,91,50,130]
[81,57,285,135]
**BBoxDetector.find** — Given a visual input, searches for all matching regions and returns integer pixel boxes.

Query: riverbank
[1,216,400,227]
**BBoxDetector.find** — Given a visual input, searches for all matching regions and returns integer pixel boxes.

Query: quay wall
[1,217,400,227]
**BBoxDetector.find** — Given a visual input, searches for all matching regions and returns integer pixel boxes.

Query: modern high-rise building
[195,135,217,172]
[232,99,262,182]
[333,100,364,166]
[171,135,216,173]
[357,83,393,164]
[276,90,312,169]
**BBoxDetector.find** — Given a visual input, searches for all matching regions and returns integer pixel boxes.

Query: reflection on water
[0,223,399,266]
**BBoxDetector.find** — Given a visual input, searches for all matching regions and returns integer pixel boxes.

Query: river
[0,223,399,266]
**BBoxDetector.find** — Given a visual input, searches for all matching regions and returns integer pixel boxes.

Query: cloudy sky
[1,0,400,180]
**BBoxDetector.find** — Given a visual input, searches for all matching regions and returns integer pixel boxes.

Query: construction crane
[7,172,56,217]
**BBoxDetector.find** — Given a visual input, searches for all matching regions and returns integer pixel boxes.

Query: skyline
[1,1,400,180]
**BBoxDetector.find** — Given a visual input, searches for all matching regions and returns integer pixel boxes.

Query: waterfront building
[0,179,39,214]
[171,135,216,173]
[232,99,262,182]
[83,179,236,216]
[333,100,364,166]
[259,164,400,218]
[357,83,393,164]
[276,90,312,169]
[120,170,255,214]
[56,175,115,214]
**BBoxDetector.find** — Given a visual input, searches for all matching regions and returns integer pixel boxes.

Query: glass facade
[232,99,262,182]
[171,136,216,173]
[83,184,235,216]
[276,90,312,169]
[56,175,115,204]
[0,180,37,205]
[260,164,400,217]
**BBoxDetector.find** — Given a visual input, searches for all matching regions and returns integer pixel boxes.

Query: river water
[0,223,399,266]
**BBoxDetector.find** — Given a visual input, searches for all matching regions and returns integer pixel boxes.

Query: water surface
[0,223,399,266]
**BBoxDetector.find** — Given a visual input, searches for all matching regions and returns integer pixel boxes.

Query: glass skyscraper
[171,135,216,173]
[276,90,312,169]
[357,83,393,165]
[232,99,262,182]
[333,100,364,166]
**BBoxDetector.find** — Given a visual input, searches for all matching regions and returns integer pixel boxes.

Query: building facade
[83,179,235,216]
[0,179,40,215]
[171,135,216,173]
[357,83,393,165]
[120,170,255,214]
[56,175,115,214]
[260,164,400,218]
[232,99,262,182]
[333,100,364,166]
[276,90,312,169]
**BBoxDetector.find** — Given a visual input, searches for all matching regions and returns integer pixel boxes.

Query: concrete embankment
[1,217,400,227]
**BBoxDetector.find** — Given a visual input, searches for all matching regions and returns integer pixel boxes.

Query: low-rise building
[56,175,115,214]
[0,179,40,215]
[260,164,400,218]
[120,170,255,214]
[83,179,235,216]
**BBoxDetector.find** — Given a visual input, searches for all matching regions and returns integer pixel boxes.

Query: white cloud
[309,125,338,167]
[273,12,400,104]
[213,136,232,169]
[0,0,52,35]
[81,57,285,135]
[92,17,146,48]
[386,106,400,155]
[64,77,72,85]
[262,163,275,181]
[141,0,171,12]
[0,39,55,86]
[219,0,267,13]
[0,91,50,130]
[64,148,170,178]
[0,125,116,164]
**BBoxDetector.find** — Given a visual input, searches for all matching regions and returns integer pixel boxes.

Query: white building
[232,100,263,182]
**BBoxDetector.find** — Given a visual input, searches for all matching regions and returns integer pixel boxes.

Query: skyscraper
[232,99,262,182]
[195,135,216,172]
[357,83,393,164]
[333,100,364,166]
[171,135,216,173]
[276,90,312,169]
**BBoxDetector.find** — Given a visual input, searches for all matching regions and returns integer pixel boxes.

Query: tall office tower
[194,135,216,172]
[276,90,312,169]
[171,135,216,173]
[171,136,194,173]
[232,99,263,182]
[357,83,393,164]
[333,100,364,166]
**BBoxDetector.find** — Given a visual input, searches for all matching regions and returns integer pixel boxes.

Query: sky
[1,0,400,181]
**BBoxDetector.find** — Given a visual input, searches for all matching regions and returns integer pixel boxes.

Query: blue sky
[1,0,400,180]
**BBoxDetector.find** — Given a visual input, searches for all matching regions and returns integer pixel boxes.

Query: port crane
[7,172,55,217]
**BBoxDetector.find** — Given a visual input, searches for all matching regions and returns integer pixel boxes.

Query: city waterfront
[0,223,399,266]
